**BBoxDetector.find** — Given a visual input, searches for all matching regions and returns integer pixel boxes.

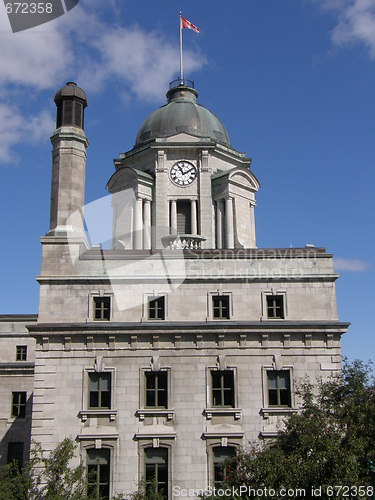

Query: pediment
[212,166,260,193]
[159,132,211,143]
[228,168,260,191]
[106,167,154,193]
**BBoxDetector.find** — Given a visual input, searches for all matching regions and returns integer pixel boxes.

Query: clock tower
[107,79,259,250]
[28,76,348,499]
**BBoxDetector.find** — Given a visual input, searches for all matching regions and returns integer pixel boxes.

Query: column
[225,197,234,249]
[143,200,151,250]
[191,200,197,235]
[216,199,224,249]
[170,200,177,235]
[133,198,143,249]
[250,202,256,248]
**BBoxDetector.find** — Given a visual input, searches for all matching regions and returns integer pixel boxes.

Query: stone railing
[161,234,206,250]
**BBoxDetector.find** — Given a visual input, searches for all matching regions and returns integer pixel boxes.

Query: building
[0,315,36,469]
[0,79,349,499]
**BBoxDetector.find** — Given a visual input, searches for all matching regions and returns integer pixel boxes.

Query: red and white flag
[181,16,200,33]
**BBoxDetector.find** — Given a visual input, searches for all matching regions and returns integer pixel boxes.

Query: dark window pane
[224,372,233,389]
[146,373,156,389]
[90,392,99,408]
[177,200,191,234]
[158,390,167,408]
[75,102,82,128]
[268,389,278,406]
[56,103,63,128]
[101,391,111,409]
[7,442,24,469]
[63,100,73,125]
[280,389,290,406]
[146,391,156,407]
[212,372,221,388]
[212,389,222,406]
[224,390,234,407]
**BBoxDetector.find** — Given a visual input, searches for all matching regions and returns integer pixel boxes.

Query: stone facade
[0,81,349,499]
[0,315,36,468]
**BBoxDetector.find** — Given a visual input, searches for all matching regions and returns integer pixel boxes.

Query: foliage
[0,438,97,500]
[32,438,88,500]
[204,359,375,499]
[0,438,165,500]
[126,477,166,500]
[0,461,32,500]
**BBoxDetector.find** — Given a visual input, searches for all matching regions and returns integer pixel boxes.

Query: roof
[135,84,230,146]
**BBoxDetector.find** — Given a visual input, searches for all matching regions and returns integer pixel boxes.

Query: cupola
[54,81,88,130]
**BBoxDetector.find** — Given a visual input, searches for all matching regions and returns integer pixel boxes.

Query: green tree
[0,438,98,500]
[204,359,375,499]
[0,461,32,500]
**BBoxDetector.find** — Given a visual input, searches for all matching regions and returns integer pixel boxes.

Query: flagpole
[179,12,183,83]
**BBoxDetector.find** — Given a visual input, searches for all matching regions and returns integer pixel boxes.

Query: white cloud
[312,0,375,58]
[333,257,370,271]
[0,3,206,164]
[0,7,72,89]
[81,26,204,100]
[0,103,54,163]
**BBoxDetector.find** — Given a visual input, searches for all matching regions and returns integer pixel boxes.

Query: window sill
[79,409,117,422]
[261,407,297,419]
[204,408,242,420]
[263,317,286,321]
[7,417,27,424]
[136,409,175,421]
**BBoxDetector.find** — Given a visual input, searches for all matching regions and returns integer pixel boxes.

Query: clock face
[170,161,197,186]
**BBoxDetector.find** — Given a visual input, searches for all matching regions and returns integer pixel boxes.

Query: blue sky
[0,0,373,364]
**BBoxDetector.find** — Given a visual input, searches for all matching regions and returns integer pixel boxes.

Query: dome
[54,82,87,106]
[135,83,230,146]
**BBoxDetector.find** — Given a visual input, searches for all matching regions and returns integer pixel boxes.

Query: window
[7,442,24,469]
[268,371,291,407]
[266,295,284,319]
[11,392,26,418]
[87,449,110,500]
[57,100,84,129]
[212,370,234,407]
[145,448,168,499]
[89,373,111,409]
[145,372,168,408]
[212,295,230,319]
[177,200,191,234]
[16,346,27,361]
[213,446,236,489]
[148,297,165,320]
[93,297,110,321]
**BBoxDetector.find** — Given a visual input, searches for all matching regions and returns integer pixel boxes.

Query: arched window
[145,447,168,499]
[87,448,110,500]
[213,446,236,489]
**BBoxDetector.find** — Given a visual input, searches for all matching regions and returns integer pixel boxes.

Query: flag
[181,16,200,33]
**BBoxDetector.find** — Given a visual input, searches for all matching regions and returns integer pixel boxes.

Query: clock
[170,161,197,186]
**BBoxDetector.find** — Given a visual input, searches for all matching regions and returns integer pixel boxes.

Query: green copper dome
[135,83,230,146]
